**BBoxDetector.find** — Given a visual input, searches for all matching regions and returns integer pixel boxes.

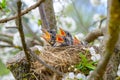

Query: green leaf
[0,59,10,76]
[0,0,10,13]
[86,63,96,70]
[75,52,96,74]
[0,0,6,8]
[79,53,88,63]
[37,19,42,26]
[10,49,20,55]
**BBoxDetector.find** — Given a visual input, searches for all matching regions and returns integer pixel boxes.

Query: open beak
[41,29,51,41]
[59,27,66,36]
[73,36,80,45]
[56,34,64,43]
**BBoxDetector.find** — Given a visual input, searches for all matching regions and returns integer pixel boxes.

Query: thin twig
[0,35,22,50]
[0,44,13,48]
[0,44,22,49]
[0,37,13,45]
[16,0,31,65]
[90,17,107,27]
[6,26,18,29]
[6,2,44,46]
[98,18,106,28]
[0,0,44,23]
[0,32,13,38]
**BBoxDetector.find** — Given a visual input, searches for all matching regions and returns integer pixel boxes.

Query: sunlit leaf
[0,0,6,8]
[75,52,96,74]
[37,19,42,26]
[0,60,10,76]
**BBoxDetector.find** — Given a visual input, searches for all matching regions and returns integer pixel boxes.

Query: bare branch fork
[16,0,31,66]
[0,0,44,23]
[90,17,107,28]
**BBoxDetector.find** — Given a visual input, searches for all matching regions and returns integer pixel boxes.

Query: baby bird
[47,29,56,46]
[41,29,56,46]
[54,34,70,47]
[59,27,73,45]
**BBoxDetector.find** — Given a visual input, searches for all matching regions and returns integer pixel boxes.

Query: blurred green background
[0,0,106,79]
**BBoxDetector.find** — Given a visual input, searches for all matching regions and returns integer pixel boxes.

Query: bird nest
[30,45,91,80]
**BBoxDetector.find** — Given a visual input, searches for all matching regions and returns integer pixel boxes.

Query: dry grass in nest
[30,45,91,80]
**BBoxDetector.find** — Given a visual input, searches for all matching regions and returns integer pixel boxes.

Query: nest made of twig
[30,45,91,80]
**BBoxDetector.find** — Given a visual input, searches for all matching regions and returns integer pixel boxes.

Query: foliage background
[0,0,107,80]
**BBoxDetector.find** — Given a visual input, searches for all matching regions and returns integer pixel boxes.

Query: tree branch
[0,36,22,50]
[0,37,13,45]
[38,0,57,30]
[88,0,120,79]
[84,27,104,43]
[0,32,13,38]
[0,44,13,48]
[90,17,107,28]
[16,0,31,66]
[38,3,50,30]
[0,0,44,23]
[0,44,22,49]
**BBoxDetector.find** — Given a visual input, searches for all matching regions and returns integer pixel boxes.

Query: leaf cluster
[0,0,9,12]
[0,60,10,76]
[76,52,97,75]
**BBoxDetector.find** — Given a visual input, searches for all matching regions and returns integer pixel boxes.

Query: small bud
[71,65,74,68]
[68,67,71,71]
[74,68,78,72]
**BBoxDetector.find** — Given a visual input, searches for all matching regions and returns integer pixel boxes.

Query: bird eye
[51,36,55,39]
[64,38,67,41]
[49,31,53,33]
[67,32,70,36]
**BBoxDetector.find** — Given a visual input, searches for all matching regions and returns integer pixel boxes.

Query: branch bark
[0,0,44,23]
[0,32,13,38]
[0,37,13,45]
[84,27,104,43]
[16,0,31,68]
[88,0,120,79]
[38,0,57,30]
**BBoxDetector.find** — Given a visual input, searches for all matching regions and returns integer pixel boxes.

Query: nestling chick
[41,29,56,46]
[59,27,73,45]
[54,34,70,47]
